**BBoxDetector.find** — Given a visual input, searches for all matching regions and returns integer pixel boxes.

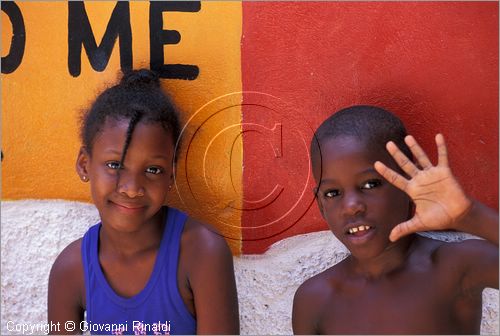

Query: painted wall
[240,1,499,252]
[1,1,244,252]
[2,1,497,254]
[2,2,498,332]
[1,201,498,335]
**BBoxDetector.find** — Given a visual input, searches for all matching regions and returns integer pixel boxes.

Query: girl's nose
[116,171,145,198]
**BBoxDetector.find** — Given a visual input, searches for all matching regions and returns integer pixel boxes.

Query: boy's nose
[116,171,145,198]
[341,191,366,217]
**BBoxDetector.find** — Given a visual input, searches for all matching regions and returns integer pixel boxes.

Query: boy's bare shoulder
[295,258,349,305]
[414,233,496,263]
[292,259,349,333]
[411,234,497,287]
[409,234,474,268]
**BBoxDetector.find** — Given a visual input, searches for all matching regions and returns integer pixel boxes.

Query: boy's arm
[454,199,498,245]
[374,133,498,244]
[374,134,498,292]
[292,281,323,335]
[47,239,85,335]
[185,220,240,334]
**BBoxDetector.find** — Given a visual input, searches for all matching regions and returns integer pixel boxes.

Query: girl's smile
[109,200,147,214]
[78,118,175,233]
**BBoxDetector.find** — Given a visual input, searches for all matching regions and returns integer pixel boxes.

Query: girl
[48,69,239,335]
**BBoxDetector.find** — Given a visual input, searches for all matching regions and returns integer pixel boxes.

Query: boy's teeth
[348,225,371,234]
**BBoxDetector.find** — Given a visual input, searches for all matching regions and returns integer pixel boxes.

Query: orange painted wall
[2,2,498,254]
[1,2,243,252]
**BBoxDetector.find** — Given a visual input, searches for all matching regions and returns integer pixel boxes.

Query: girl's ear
[76,146,90,182]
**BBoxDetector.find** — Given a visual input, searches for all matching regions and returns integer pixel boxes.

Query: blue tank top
[81,207,197,335]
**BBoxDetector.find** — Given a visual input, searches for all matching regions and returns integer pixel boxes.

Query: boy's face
[77,118,174,232]
[313,136,411,260]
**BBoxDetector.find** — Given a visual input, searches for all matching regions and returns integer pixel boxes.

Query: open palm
[374,134,471,242]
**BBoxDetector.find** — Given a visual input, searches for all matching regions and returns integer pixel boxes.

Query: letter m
[68,2,132,77]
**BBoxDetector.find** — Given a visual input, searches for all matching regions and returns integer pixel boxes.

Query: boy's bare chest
[318,272,478,334]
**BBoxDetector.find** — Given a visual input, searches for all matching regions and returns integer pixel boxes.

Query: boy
[292,105,498,334]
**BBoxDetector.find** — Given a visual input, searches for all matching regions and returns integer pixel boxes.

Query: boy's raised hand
[374,134,472,242]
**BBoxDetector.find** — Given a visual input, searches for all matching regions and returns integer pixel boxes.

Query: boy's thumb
[389,219,414,242]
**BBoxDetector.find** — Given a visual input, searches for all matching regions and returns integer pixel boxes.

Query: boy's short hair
[311,105,412,171]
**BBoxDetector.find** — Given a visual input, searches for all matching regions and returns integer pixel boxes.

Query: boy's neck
[346,234,417,280]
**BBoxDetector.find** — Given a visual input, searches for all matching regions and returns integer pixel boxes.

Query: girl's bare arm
[48,239,85,335]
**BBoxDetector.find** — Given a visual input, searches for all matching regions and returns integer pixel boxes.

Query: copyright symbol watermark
[172,92,317,244]
[65,321,75,332]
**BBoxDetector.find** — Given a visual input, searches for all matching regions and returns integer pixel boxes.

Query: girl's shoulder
[176,215,239,333]
[177,216,234,282]
[51,238,84,277]
[48,238,85,308]
[181,217,232,257]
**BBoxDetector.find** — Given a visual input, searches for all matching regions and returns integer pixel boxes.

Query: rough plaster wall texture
[1,200,498,335]
[235,232,499,335]
[1,201,99,336]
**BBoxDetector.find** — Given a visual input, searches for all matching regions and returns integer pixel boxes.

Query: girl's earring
[82,176,89,182]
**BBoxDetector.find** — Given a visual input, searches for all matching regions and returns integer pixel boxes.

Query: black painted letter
[150,1,200,80]
[1,1,25,74]
[68,2,132,77]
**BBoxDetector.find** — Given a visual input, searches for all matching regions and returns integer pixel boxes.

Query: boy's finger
[389,219,416,242]
[386,141,419,177]
[405,135,433,169]
[435,133,449,167]
[374,161,409,192]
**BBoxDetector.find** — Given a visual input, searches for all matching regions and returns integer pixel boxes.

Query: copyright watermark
[5,320,171,335]
[5,321,61,335]
[173,91,317,242]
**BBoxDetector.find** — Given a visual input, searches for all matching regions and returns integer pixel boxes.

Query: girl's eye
[362,179,382,190]
[106,162,122,170]
[324,189,340,198]
[145,166,163,175]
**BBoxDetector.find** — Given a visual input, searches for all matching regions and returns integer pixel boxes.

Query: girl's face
[77,118,175,232]
[314,136,411,260]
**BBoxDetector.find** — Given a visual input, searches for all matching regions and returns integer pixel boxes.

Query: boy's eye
[361,179,382,190]
[106,162,122,170]
[145,166,163,175]
[324,189,341,198]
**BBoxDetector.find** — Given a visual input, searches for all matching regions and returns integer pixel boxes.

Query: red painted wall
[241,2,498,253]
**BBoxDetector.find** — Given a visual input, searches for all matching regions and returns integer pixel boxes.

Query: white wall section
[1,201,498,335]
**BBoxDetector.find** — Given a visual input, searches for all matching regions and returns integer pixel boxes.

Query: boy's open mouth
[347,225,372,235]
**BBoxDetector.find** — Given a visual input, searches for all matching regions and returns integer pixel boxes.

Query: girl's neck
[347,234,417,280]
[99,208,166,258]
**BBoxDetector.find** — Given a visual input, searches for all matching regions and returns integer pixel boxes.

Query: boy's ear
[76,146,90,182]
[313,186,326,220]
